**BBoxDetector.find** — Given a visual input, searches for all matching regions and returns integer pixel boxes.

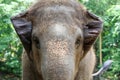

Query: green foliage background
[0,0,120,79]
[0,0,33,79]
[80,0,120,79]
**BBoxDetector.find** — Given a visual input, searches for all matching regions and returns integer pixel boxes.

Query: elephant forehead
[47,23,76,37]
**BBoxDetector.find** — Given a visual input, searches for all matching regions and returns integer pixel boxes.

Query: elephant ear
[84,11,103,54]
[10,12,32,54]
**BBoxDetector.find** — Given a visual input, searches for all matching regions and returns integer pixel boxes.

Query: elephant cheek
[41,40,75,80]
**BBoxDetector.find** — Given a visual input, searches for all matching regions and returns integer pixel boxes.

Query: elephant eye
[33,36,40,49]
[75,38,81,49]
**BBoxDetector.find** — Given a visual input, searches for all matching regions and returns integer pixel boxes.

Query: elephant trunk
[41,40,75,80]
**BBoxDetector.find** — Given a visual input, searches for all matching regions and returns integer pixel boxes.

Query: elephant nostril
[33,36,40,49]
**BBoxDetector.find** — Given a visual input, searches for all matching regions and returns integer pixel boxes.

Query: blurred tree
[0,0,33,78]
[79,0,120,79]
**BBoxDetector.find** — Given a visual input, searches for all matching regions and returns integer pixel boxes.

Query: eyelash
[75,38,81,49]
[33,36,40,49]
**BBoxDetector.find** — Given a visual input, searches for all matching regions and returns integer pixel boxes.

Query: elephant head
[11,0,103,80]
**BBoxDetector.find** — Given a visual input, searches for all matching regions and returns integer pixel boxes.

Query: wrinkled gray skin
[11,0,102,80]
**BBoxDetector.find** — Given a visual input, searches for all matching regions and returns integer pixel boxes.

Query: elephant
[11,0,103,80]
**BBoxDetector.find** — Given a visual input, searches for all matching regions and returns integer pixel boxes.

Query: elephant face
[11,1,103,80]
[32,21,84,80]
